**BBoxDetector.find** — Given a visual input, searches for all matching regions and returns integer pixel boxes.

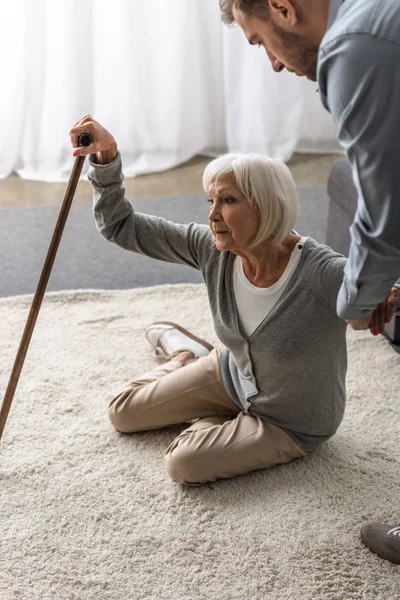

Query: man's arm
[318,34,400,319]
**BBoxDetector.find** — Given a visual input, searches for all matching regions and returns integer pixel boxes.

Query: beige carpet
[0,284,399,600]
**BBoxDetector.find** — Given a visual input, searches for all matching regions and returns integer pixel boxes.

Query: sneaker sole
[360,528,400,565]
[147,321,214,354]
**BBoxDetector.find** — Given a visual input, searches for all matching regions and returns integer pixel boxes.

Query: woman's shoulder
[301,237,347,267]
[297,237,347,312]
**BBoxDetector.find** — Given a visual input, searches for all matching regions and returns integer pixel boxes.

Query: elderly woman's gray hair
[203,153,299,247]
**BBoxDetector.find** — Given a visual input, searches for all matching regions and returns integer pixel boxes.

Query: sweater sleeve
[87,152,212,270]
[304,244,347,317]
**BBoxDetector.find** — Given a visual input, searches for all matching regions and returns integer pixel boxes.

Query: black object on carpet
[0,187,329,297]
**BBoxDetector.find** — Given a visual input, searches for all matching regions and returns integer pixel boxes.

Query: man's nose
[265,48,285,73]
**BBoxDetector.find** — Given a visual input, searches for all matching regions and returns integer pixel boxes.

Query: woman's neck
[236,234,301,287]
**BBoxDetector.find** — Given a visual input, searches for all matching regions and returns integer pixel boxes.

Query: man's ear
[268,0,298,26]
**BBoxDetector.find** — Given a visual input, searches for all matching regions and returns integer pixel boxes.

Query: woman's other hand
[69,115,118,165]
[346,287,400,335]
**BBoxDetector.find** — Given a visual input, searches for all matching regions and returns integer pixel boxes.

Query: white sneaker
[145,321,213,360]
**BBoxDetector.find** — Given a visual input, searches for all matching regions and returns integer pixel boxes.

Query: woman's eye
[207,198,213,205]
[224,197,235,204]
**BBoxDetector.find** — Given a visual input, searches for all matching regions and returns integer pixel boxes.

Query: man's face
[233,7,319,81]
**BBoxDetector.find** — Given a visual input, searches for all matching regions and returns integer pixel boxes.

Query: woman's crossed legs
[108,349,307,485]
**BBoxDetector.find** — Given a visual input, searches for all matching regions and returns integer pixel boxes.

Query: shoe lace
[155,341,169,359]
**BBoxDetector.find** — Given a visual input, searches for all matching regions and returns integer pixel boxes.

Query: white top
[233,237,308,338]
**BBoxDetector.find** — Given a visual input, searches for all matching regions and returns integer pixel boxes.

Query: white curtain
[0,0,341,182]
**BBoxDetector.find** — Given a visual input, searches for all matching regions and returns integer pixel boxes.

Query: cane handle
[78,133,93,147]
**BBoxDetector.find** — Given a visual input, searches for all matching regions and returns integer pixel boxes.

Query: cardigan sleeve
[304,244,347,317]
[87,152,213,270]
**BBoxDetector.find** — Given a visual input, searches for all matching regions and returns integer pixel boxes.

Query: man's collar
[327,0,344,29]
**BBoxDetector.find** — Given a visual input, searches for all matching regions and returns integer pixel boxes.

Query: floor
[0,153,342,208]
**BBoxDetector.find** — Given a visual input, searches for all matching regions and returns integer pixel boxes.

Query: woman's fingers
[73,114,95,127]
[69,116,117,162]
[70,123,95,147]
[70,122,95,135]
[72,143,97,157]
[70,116,98,143]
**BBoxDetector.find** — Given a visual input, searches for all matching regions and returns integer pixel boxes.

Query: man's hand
[346,287,400,335]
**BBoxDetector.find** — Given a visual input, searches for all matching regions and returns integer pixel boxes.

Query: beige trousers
[108,349,309,485]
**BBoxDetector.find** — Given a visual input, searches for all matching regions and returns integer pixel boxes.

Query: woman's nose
[209,202,220,220]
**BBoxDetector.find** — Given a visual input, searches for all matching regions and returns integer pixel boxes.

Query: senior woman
[70,116,396,486]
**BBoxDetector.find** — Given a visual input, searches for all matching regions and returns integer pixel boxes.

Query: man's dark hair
[219,0,270,24]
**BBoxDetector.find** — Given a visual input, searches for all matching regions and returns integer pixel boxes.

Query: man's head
[219,0,330,82]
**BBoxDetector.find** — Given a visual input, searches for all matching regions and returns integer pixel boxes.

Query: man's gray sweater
[88,153,348,451]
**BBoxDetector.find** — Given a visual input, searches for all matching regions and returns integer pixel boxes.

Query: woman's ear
[268,0,298,27]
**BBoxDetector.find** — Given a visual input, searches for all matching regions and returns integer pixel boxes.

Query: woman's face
[207,172,258,253]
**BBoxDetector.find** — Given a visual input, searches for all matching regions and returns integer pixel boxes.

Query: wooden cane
[0,133,93,442]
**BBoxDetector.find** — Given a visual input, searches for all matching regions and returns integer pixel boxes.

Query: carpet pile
[1,284,399,599]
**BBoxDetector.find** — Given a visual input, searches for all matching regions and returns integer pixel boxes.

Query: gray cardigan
[88,153,348,451]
